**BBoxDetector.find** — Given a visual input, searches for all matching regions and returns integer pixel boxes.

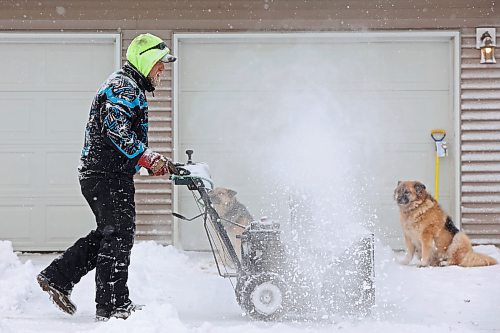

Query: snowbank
[0,239,499,333]
[0,240,35,314]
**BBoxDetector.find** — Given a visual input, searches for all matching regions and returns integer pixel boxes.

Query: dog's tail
[448,232,498,267]
[460,251,498,267]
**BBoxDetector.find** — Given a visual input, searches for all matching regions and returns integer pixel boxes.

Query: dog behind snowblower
[170,150,375,321]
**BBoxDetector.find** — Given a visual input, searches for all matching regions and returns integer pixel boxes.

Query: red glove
[138,149,169,176]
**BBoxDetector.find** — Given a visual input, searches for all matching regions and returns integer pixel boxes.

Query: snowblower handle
[170,164,190,176]
[186,149,194,164]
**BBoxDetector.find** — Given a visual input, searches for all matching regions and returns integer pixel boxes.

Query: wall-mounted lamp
[476,27,496,64]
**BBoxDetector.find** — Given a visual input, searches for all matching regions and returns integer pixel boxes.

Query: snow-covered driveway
[1,240,499,333]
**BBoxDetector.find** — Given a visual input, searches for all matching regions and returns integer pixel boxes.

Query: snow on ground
[0,239,499,333]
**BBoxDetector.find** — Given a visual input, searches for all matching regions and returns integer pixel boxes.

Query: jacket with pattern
[78,63,155,180]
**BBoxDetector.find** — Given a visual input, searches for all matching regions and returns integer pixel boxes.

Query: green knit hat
[126,33,176,77]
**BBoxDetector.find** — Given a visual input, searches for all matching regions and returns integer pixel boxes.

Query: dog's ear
[394,181,402,199]
[228,189,237,197]
[414,182,426,194]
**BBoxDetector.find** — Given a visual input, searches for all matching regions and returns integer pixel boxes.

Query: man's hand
[138,149,169,176]
[167,160,180,175]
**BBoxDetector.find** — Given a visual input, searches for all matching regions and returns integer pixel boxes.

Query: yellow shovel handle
[434,153,440,202]
[431,129,446,201]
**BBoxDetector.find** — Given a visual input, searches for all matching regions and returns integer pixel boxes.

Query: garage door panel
[375,150,432,180]
[0,97,34,133]
[45,44,115,88]
[1,93,49,141]
[0,152,33,186]
[45,151,81,187]
[181,90,452,146]
[1,43,113,92]
[0,92,91,143]
[45,94,93,141]
[179,92,372,145]
[0,45,41,86]
[179,93,277,144]
[181,42,450,92]
[0,205,35,240]
[45,205,95,244]
[347,92,450,126]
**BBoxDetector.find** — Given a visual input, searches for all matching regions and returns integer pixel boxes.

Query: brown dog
[394,181,497,267]
[208,187,254,261]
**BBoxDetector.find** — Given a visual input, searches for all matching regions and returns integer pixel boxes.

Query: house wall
[461,27,500,245]
[1,0,499,245]
[0,1,498,31]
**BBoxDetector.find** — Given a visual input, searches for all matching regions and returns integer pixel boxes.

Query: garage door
[0,34,119,251]
[175,33,458,250]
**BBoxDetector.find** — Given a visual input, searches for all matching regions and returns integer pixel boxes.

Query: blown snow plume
[233,44,384,247]
[235,63,382,318]
[175,43,387,319]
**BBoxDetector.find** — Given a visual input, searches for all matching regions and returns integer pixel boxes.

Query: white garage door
[0,34,119,251]
[175,33,458,250]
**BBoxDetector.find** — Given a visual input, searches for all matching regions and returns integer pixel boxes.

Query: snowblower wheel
[239,272,289,321]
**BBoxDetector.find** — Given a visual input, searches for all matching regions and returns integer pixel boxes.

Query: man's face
[147,61,165,87]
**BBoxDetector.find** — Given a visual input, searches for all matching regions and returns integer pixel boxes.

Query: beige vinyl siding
[123,30,174,245]
[461,27,500,245]
[0,1,499,31]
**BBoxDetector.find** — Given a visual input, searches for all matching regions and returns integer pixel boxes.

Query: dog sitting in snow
[208,187,254,259]
[394,181,497,267]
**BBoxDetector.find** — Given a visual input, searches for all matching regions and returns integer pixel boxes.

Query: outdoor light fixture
[476,28,496,64]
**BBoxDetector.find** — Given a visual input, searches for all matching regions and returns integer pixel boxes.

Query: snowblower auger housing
[171,150,375,321]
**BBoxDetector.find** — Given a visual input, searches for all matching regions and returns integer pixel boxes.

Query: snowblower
[171,150,375,321]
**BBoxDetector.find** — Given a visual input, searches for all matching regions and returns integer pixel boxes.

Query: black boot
[113,301,144,319]
[37,273,77,315]
[95,301,144,321]
[95,306,112,322]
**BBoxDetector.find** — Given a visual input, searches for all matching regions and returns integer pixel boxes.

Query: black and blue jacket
[78,63,154,180]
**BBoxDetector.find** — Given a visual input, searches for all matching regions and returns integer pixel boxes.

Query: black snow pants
[40,177,136,311]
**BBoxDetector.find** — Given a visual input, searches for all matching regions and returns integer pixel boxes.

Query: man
[36,33,177,321]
